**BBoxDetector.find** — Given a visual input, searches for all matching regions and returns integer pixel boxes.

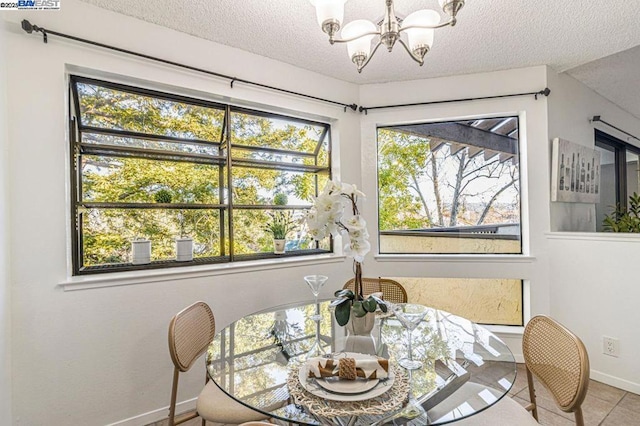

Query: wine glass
[304,275,328,321]
[393,303,429,370]
[303,275,329,358]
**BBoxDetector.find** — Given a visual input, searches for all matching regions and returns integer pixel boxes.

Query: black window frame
[376,115,523,255]
[69,75,332,275]
[595,129,640,207]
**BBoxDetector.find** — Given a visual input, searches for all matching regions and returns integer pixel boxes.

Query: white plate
[299,352,395,402]
[316,377,379,394]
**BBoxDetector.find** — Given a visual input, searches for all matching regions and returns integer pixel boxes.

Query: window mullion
[225,105,234,261]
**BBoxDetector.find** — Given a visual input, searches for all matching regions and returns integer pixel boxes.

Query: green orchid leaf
[352,301,367,317]
[334,289,355,299]
[335,300,351,326]
[363,297,377,312]
[329,297,348,307]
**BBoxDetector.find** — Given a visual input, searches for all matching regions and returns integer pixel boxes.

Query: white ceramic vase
[175,237,193,262]
[273,239,286,254]
[344,311,377,355]
[131,239,151,265]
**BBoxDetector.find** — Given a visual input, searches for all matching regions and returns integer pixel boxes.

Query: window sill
[60,254,346,291]
[374,254,535,263]
[487,325,524,335]
[546,232,640,242]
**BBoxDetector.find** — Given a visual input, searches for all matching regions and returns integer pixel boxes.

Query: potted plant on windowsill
[265,211,295,254]
[265,193,295,254]
[305,181,387,328]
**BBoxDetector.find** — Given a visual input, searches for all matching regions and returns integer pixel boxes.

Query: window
[70,76,331,275]
[377,117,522,254]
[595,130,640,231]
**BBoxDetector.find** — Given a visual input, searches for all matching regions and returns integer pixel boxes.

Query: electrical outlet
[603,336,620,357]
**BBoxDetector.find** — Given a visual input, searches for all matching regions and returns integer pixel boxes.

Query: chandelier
[310,0,465,73]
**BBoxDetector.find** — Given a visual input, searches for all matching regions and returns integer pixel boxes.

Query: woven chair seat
[428,382,537,425]
[197,381,269,424]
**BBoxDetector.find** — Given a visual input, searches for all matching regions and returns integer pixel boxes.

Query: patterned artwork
[551,138,601,203]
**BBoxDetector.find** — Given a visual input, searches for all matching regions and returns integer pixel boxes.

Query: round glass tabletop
[206,300,516,425]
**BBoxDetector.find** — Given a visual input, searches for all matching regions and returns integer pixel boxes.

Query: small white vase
[175,237,193,262]
[131,239,151,265]
[273,239,286,254]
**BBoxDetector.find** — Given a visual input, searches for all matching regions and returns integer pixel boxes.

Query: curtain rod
[20,20,359,112]
[590,116,640,143]
[358,88,551,114]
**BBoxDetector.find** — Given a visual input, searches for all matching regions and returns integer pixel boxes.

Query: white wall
[2,2,361,425]
[0,19,13,426]
[547,68,640,232]
[357,66,552,359]
[547,68,640,393]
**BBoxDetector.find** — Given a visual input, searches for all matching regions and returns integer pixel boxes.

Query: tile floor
[153,364,640,426]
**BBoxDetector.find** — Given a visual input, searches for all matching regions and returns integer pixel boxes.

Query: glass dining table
[206,300,517,425]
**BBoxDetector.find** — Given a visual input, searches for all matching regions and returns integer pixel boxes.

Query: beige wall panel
[390,277,523,326]
[380,235,521,254]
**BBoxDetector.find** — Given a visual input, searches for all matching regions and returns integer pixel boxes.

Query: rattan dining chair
[343,277,408,303]
[168,301,269,426]
[523,315,590,426]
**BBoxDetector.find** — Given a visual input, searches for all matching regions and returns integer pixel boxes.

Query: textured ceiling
[566,45,640,121]
[78,0,640,117]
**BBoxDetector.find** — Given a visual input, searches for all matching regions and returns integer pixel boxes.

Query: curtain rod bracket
[230,78,237,89]
[22,20,47,43]
[535,88,551,100]
[359,106,368,115]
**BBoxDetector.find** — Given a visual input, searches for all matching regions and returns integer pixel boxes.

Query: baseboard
[591,370,640,395]
[105,397,197,426]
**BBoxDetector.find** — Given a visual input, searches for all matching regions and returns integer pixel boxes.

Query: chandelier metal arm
[398,18,457,33]
[397,38,425,66]
[330,30,382,45]
[356,41,384,73]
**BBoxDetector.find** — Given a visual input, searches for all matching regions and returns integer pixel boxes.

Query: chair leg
[169,368,180,426]
[575,407,585,426]
[525,366,539,422]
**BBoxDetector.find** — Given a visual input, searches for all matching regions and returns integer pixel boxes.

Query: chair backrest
[168,301,216,372]
[523,315,589,413]
[343,277,408,303]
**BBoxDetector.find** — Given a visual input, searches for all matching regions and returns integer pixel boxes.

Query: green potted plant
[603,192,640,232]
[265,193,295,254]
[265,211,295,254]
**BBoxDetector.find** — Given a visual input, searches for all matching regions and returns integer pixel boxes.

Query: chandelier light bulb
[310,0,347,37]
[342,20,377,69]
[402,9,440,60]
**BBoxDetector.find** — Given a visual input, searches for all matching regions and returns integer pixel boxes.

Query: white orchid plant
[305,180,387,326]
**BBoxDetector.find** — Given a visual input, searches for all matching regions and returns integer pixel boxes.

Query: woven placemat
[287,363,409,418]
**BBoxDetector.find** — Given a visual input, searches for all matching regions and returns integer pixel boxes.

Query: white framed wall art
[551,138,601,203]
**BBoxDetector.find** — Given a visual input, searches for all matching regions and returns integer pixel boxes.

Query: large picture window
[70,76,331,275]
[377,117,522,254]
